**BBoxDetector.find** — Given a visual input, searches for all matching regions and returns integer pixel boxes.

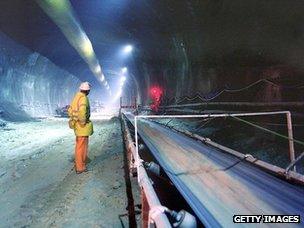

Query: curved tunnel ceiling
[1,0,304,104]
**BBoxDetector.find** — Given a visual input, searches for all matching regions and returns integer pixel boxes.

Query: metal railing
[134,111,304,182]
[121,114,171,227]
[161,101,304,109]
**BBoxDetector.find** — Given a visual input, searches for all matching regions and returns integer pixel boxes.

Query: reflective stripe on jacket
[68,92,93,136]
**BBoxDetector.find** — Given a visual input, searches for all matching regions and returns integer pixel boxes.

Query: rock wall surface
[0,32,80,120]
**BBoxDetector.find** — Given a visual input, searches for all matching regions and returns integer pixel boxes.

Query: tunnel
[0,0,304,227]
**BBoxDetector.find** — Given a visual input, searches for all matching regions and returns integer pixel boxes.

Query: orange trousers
[75,136,88,172]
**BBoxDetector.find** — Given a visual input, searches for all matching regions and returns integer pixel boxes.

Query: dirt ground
[0,117,135,227]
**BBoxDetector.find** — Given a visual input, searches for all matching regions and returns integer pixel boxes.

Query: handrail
[180,129,304,185]
[134,111,298,172]
[121,114,171,227]
[285,152,304,174]
[144,116,304,185]
[161,101,304,109]
[136,111,290,118]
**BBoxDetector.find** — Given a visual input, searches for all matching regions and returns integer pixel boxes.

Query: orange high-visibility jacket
[68,92,93,136]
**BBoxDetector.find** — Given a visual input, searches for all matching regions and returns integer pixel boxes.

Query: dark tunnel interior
[1,0,304,110]
[1,1,304,227]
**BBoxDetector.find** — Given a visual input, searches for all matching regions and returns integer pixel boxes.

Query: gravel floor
[0,117,131,227]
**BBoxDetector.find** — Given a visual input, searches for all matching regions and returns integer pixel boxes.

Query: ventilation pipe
[36,0,110,92]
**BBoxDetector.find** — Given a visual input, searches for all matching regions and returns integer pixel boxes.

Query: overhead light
[94,65,101,74]
[81,37,94,58]
[123,45,133,54]
[121,67,127,74]
[100,73,105,82]
[36,0,110,91]
[113,88,122,100]
[121,76,126,82]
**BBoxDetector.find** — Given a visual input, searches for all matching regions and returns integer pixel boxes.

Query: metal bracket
[285,152,304,174]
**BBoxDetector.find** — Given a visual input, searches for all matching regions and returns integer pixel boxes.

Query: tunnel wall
[135,29,304,105]
[137,45,304,106]
[0,32,80,120]
[130,0,304,106]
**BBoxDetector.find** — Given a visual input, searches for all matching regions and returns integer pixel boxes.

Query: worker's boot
[76,169,89,174]
[70,156,91,163]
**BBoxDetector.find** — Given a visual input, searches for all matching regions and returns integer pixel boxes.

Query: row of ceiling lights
[37,0,134,99]
[114,44,133,100]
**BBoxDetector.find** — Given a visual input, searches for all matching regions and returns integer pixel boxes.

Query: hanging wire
[147,114,304,177]
[230,116,304,146]
[194,117,216,132]
[171,78,304,104]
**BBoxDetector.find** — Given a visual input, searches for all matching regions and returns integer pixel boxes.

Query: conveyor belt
[125,114,304,227]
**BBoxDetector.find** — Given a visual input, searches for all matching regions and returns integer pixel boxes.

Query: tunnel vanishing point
[0,1,304,227]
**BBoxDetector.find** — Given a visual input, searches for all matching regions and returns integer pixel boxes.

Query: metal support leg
[141,191,150,228]
[285,152,304,174]
[286,112,296,172]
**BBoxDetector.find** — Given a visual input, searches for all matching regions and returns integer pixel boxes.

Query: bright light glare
[94,65,101,74]
[114,89,122,100]
[48,0,67,10]
[81,38,94,58]
[121,76,126,82]
[37,0,110,92]
[121,67,127,74]
[100,73,105,81]
[123,45,133,53]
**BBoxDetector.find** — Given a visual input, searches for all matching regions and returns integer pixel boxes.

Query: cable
[230,116,304,147]
[159,156,248,177]
[244,121,304,127]
[150,118,251,176]
[165,119,173,127]
[172,78,304,104]
[141,115,304,179]
[194,117,216,132]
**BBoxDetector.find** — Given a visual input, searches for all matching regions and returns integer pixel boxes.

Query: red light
[149,86,163,112]
[150,86,162,99]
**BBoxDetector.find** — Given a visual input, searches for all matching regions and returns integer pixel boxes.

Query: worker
[68,82,94,174]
